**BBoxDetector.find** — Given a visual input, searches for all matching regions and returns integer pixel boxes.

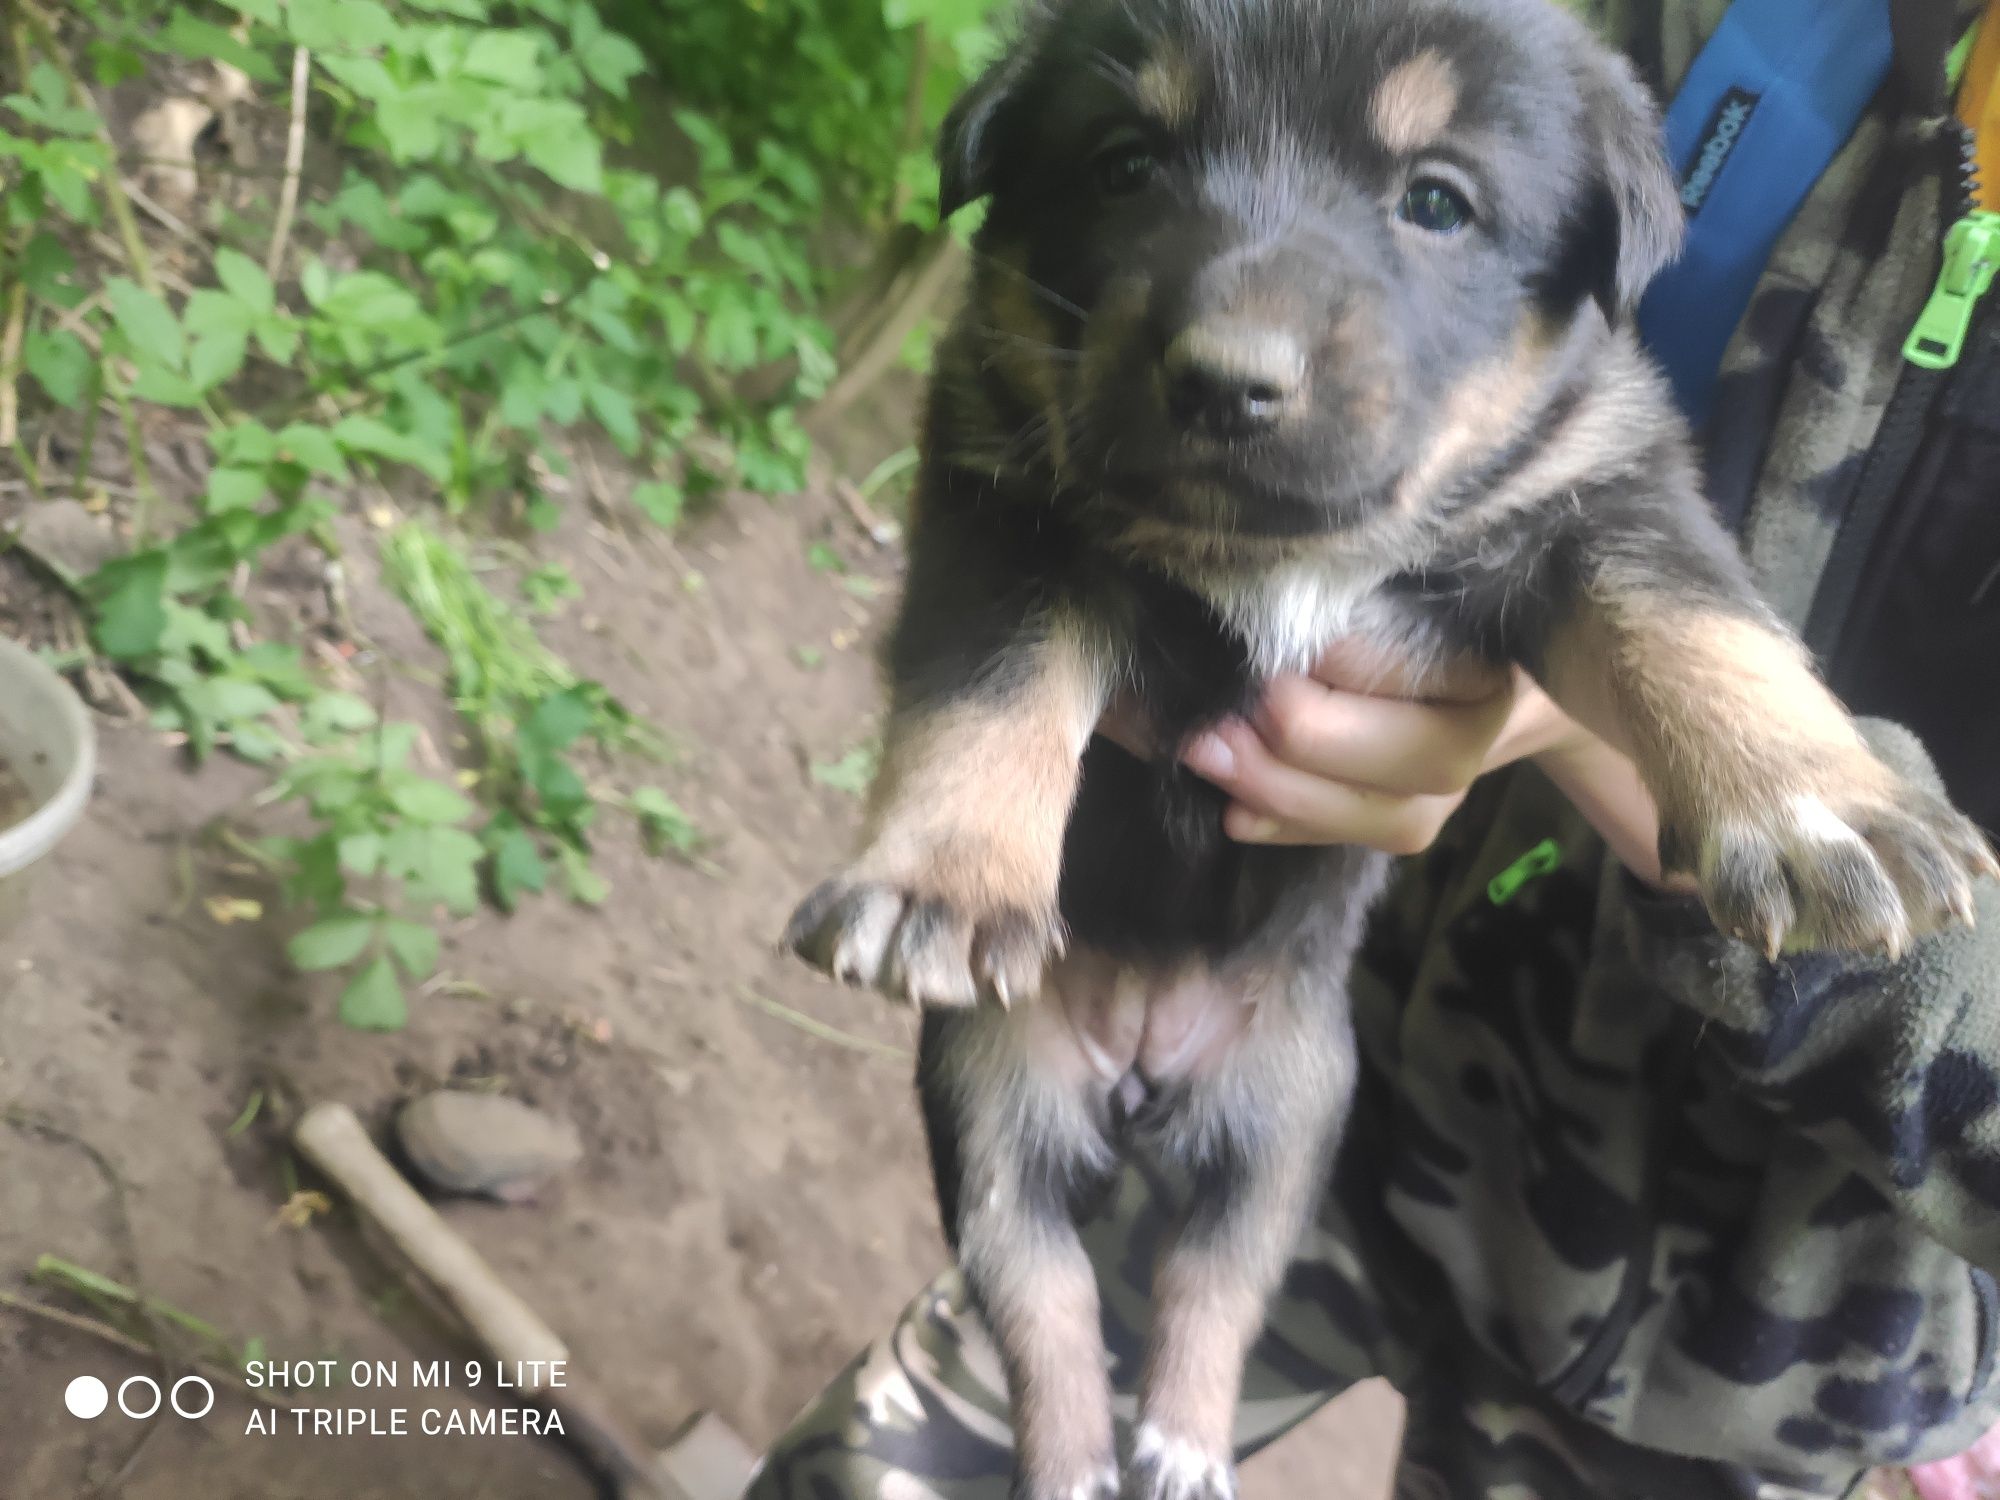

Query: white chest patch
[1202,556,1395,678]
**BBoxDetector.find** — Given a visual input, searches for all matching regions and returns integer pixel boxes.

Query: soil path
[0,475,1397,1496]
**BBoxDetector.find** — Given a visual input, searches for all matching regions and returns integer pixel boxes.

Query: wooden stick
[265,47,310,282]
[811,230,958,423]
[0,279,25,450]
[293,1103,674,1499]
[296,1103,569,1374]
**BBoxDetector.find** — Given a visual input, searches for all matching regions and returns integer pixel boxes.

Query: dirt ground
[0,423,1401,1497]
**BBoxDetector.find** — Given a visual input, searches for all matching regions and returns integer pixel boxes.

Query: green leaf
[387,776,474,825]
[632,787,699,857]
[337,831,384,876]
[239,642,315,698]
[521,691,595,754]
[542,378,583,425]
[186,677,281,724]
[302,692,378,742]
[288,912,379,972]
[105,278,184,371]
[93,552,169,659]
[702,300,759,370]
[487,822,546,912]
[159,12,279,80]
[631,480,684,529]
[23,329,92,407]
[662,187,703,238]
[462,31,542,86]
[382,919,440,981]
[519,111,603,192]
[373,91,445,163]
[287,0,399,50]
[20,233,82,307]
[189,325,249,391]
[183,288,254,338]
[811,743,879,798]
[332,414,449,481]
[213,247,276,317]
[37,148,104,221]
[584,383,639,453]
[231,722,287,764]
[526,753,589,821]
[128,365,204,407]
[307,270,430,336]
[276,423,348,477]
[337,956,407,1031]
[558,843,608,906]
[160,602,233,661]
[253,315,299,364]
[213,420,278,468]
[204,467,266,513]
[574,15,645,96]
[396,826,484,915]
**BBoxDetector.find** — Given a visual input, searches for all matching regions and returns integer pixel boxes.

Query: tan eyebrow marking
[1135,49,1196,128]
[1370,48,1460,154]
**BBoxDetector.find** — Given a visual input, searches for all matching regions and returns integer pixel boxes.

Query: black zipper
[1805,117,1988,664]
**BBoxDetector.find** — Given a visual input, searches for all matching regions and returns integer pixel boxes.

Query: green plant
[0,0,886,1027]
[610,0,1001,233]
[1,0,1012,1028]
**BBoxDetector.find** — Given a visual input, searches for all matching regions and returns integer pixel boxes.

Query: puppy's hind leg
[923,1006,1123,1500]
[1126,978,1355,1500]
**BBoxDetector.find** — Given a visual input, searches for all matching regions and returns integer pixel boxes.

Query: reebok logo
[1680,88,1760,214]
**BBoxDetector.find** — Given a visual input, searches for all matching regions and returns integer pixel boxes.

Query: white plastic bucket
[0,635,95,937]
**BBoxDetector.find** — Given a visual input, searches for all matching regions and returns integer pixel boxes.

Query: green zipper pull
[1487,838,1563,907]
[1905,212,2000,370]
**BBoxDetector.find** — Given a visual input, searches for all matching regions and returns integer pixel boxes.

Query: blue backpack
[1638,0,1998,840]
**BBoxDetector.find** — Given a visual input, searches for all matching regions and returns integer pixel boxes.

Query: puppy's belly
[1028,947,1261,1094]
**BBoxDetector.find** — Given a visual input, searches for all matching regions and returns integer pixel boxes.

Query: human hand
[1099,638,1677,883]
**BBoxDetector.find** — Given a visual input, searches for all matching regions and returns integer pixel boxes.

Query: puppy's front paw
[1014,1462,1120,1500]
[1671,767,1997,960]
[784,871,1063,1009]
[1121,1425,1235,1500]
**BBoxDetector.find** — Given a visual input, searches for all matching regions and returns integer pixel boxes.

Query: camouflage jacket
[1347,0,2000,1484]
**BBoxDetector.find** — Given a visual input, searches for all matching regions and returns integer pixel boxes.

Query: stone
[395,1090,582,1203]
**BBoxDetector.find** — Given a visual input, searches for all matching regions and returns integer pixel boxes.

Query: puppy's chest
[1197,557,1414,679]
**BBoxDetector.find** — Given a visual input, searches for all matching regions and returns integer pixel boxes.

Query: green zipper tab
[1487,838,1563,907]
[1905,212,2000,370]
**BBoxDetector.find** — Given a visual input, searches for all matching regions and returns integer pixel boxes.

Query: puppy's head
[939,0,1680,543]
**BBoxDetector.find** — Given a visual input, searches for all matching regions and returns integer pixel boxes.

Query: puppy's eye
[1398,178,1473,234]
[1091,137,1158,197]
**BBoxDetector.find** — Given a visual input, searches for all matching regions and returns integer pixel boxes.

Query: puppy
[787,1,2000,1496]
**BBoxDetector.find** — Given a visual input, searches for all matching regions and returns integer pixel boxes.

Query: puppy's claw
[1687,781,1989,961]
[785,876,1058,1011]
[1124,1425,1235,1500]
[1952,887,1978,929]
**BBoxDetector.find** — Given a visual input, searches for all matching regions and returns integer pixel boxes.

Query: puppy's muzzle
[1163,318,1309,441]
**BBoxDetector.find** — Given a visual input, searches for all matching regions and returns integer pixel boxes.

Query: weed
[0,0,997,1027]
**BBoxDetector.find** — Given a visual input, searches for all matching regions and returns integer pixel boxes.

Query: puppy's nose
[1163,321,1307,440]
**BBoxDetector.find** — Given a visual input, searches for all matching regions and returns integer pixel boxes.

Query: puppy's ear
[1572,50,1684,319]
[937,45,1035,218]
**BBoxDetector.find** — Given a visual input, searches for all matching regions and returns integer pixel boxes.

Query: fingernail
[1236,816,1281,843]
[1184,733,1235,780]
